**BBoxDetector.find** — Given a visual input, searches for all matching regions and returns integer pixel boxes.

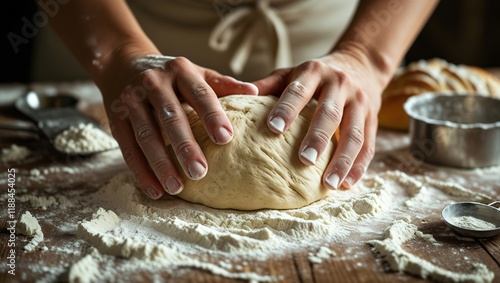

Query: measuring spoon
[442,201,500,238]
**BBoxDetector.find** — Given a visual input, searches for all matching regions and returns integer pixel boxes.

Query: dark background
[2,0,500,83]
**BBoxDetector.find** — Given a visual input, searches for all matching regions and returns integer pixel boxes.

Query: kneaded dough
[171,95,336,210]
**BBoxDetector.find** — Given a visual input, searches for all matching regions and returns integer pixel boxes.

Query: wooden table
[0,82,499,283]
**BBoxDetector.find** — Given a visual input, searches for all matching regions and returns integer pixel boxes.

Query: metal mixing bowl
[404,93,500,168]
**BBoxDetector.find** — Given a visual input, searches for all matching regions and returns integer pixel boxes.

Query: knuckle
[337,153,354,168]
[168,56,191,70]
[138,69,160,92]
[335,70,349,87]
[355,90,369,106]
[285,81,308,100]
[346,126,364,146]
[150,157,173,172]
[317,102,342,125]
[202,109,223,125]
[311,127,332,145]
[190,83,210,100]
[274,101,299,119]
[302,60,326,73]
[173,138,196,163]
[121,146,136,165]
[135,122,155,144]
[159,104,183,126]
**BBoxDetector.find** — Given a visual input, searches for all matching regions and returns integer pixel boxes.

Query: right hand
[98,50,258,200]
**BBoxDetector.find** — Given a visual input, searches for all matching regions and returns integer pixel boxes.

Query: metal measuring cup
[442,201,500,238]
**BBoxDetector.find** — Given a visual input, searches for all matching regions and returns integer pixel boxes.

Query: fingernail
[188,161,206,180]
[166,176,182,195]
[326,174,340,190]
[269,116,285,133]
[146,186,160,199]
[246,83,259,95]
[300,147,318,165]
[214,127,232,144]
[342,176,354,189]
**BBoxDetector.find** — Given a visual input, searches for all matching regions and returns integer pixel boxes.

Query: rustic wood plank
[479,239,500,267]
[292,252,315,283]
[1,82,499,283]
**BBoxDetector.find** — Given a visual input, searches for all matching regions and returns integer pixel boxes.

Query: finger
[109,115,164,199]
[137,74,208,182]
[323,105,365,190]
[298,83,345,165]
[341,115,377,189]
[267,73,322,134]
[205,71,259,96]
[252,69,288,97]
[175,61,234,146]
[122,83,185,195]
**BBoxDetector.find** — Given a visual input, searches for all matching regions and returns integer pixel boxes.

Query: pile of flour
[1,144,31,162]
[17,211,44,252]
[369,219,494,283]
[72,170,495,282]
[54,123,117,155]
[449,216,497,230]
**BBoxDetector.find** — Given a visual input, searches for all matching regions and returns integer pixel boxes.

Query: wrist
[94,40,160,100]
[329,41,395,90]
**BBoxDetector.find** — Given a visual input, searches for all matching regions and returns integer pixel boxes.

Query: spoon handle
[488,201,500,210]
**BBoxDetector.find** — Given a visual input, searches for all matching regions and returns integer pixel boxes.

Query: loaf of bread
[378,58,500,130]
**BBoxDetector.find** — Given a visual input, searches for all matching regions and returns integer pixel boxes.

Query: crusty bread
[379,58,500,130]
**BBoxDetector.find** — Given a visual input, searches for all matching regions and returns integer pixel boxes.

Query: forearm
[43,0,159,87]
[331,0,438,86]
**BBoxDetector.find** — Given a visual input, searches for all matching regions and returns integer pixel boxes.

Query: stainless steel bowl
[404,93,500,168]
[442,201,500,238]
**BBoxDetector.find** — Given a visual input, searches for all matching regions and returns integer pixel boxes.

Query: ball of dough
[172,95,335,210]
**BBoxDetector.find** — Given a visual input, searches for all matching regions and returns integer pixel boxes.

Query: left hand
[253,50,386,190]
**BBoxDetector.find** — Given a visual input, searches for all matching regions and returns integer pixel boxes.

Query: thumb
[252,69,289,97]
[205,71,258,97]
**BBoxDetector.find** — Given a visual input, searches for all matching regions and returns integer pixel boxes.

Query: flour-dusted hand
[44,0,436,198]
[254,51,384,190]
[253,0,437,190]
[101,52,258,199]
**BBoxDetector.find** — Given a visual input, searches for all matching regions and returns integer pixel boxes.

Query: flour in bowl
[54,123,117,154]
[449,216,497,230]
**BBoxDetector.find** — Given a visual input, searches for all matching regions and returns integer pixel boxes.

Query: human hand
[99,51,258,199]
[253,51,388,190]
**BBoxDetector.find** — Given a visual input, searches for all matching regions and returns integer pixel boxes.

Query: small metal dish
[404,93,500,168]
[442,201,500,238]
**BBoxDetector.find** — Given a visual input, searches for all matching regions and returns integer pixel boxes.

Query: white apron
[32,0,358,82]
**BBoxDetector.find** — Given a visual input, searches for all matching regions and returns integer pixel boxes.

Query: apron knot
[209,0,292,74]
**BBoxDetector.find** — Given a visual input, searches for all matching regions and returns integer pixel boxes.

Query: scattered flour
[449,216,497,230]
[69,254,99,283]
[369,219,494,283]
[17,211,44,252]
[71,170,495,282]
[54,123,117,155]
[1,144,31,162]
[16,193,73,210]
[18,195,59,210]
[308,246,336,264]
